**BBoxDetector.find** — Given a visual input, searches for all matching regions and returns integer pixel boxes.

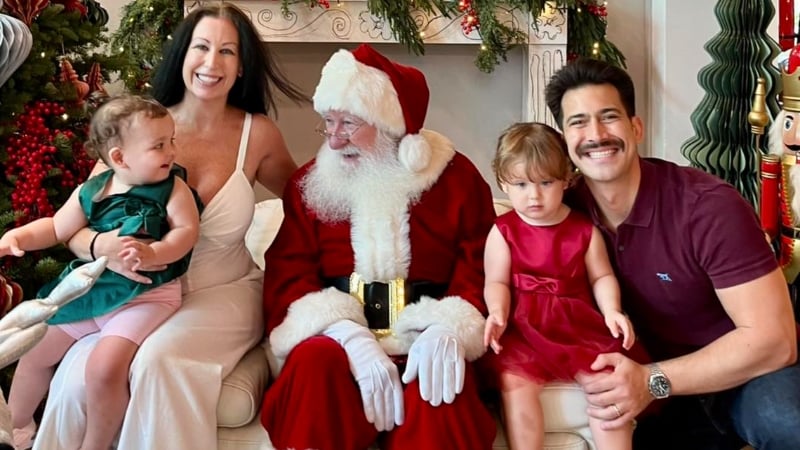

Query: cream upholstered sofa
[212,199,595,450]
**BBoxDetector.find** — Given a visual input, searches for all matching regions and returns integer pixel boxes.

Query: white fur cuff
[269,287,367,361]
[391,296,486,361]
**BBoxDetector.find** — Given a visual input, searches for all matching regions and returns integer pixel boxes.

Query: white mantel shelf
[185,1,567,123]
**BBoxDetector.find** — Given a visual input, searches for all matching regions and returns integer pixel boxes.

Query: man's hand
[576,352,652,430]
[402,324,465,406]
[483,313,506,354]
[323,320,404,431]
[603,311,635,350]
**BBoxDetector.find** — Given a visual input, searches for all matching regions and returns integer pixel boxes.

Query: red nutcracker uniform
[762,44,800,290]
[260,44,497,450]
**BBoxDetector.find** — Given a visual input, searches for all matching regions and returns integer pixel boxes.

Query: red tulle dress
[484,209,630,385]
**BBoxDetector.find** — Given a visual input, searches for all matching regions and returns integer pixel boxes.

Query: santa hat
[313,44,432,172]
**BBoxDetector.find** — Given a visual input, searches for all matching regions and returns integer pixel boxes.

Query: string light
[61,113,69,120]
[419,31,425,38]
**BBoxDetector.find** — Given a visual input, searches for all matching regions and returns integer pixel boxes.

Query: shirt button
[618,245,624,251]
[374,303,382,309]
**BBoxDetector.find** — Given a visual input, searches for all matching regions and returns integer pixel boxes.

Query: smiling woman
[29,4,311,450]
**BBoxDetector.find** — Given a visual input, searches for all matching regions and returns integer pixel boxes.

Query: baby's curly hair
[492,122,573,188]
[85,95,169,165]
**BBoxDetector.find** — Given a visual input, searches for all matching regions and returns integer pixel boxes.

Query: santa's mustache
[578,137,625,155]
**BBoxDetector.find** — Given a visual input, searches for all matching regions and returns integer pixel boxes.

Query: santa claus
[762,44,800,300]
[260,44,497,449]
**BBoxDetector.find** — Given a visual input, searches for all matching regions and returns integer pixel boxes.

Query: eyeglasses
[315,117,365,140]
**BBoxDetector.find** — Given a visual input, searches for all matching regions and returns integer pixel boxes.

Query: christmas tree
[680,0,780,208]
[0,0,128,296]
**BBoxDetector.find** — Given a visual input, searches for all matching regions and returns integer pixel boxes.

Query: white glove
[402,324,465,406]
[323,320,404,431]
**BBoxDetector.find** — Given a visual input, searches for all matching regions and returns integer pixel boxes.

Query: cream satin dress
[34,114,264,450]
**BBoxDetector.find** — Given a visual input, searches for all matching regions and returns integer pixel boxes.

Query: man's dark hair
[544,58,636,129]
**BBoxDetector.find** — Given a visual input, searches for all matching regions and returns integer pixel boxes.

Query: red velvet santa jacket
[263,130,495,372]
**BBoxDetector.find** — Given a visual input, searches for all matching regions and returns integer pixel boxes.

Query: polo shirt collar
[580,157,655,229]
[623,158,656,228]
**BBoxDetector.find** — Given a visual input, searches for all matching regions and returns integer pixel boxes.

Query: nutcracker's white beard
[770,110,800,223]
[302,131,412,224]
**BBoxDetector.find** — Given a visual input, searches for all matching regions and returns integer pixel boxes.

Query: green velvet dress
[43,169,196,325]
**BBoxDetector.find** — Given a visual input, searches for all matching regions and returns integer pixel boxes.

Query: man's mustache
[785,144,800,152]
[578,138,625,155]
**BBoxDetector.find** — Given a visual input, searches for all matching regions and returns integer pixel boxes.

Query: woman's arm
[119,178,200,269]
[252,115,297,198]
[66,161,160,283]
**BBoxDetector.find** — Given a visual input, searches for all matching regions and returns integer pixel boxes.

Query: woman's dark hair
[544,58,636,129]
[150,4,308,116]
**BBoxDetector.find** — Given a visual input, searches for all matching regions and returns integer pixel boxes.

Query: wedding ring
[612,403,622,418]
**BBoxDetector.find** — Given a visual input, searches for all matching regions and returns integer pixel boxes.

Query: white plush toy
[0,257,107,448]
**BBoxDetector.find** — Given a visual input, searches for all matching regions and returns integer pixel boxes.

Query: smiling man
[545,58,800,450]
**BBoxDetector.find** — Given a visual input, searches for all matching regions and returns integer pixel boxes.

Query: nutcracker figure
[757,43,800,317]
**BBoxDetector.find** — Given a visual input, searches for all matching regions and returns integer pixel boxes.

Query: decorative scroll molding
[185,0,567,123]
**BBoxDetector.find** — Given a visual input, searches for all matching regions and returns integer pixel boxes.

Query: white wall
[644,0,779,163]
[100,0,781,191]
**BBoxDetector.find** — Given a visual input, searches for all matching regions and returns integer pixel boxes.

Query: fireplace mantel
[185,1,567,123]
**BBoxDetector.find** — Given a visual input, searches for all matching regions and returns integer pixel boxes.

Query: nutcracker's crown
[782,67,800,112]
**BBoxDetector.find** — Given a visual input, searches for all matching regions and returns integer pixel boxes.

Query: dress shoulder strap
[235,113,252,171]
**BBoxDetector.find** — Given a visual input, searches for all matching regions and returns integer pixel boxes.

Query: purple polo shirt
[570,158,778,361]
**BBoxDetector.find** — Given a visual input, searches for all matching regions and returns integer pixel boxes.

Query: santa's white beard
[301,132,416,224]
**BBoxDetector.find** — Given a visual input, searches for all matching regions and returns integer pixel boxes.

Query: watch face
[650,374,671,399]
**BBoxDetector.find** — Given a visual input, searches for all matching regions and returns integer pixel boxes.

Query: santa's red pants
[261,336,496,450]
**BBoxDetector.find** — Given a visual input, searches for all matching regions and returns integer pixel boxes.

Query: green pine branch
[110,0,183,93]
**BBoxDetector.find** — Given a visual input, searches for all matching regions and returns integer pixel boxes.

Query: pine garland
[283,0,624,72]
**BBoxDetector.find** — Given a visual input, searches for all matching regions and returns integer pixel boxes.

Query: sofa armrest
[217,345,270,428]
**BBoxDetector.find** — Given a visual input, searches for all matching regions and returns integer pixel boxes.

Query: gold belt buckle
[348,273,406,338]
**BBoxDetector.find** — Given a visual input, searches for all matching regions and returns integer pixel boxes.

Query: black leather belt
[781,225,800,240]
[325,275,447,333]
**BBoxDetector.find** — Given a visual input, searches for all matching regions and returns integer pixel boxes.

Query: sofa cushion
[217,344,270,428]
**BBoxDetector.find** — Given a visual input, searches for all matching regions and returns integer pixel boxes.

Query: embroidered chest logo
[656,272,672,282]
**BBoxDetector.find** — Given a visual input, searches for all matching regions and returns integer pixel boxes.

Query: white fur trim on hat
[313,49,406,137]
[268,287,367,372]
[382,296,486,361]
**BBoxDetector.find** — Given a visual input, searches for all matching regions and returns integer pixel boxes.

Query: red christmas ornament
[3,0,51,25]
[86,62,107,97]
[59,58,90,104]
[51,0,88,16]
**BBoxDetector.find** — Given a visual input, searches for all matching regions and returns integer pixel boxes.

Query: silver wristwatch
[647,364,671,399]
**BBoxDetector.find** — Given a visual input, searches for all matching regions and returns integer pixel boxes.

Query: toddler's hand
[0,234,24,257]
[483,314,506,354]
[118,239,156,272]
[604,311,635,350]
